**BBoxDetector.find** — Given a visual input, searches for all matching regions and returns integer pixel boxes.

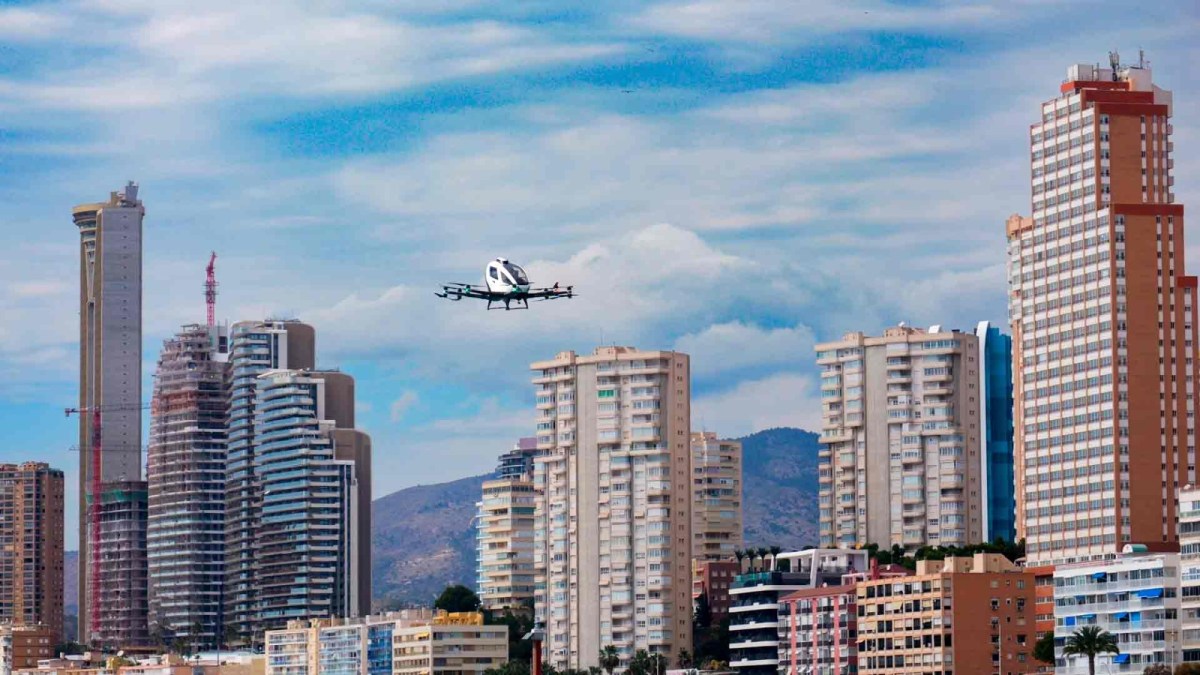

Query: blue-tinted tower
[976,321,1016,543]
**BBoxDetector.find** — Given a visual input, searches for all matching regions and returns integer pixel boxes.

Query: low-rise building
[1180,486,1200,662]
[263,610,501,675]
[856,553,1036,675]
[1053,549,1182,674]
[693,560,739,623]
[729,549,867,675]
[0,625,56,673]
[1025,565,1056,674]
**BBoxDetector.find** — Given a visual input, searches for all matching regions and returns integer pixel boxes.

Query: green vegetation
[862,538,1026,569]
[1062,625,1119,675]
[434,584,482,613]
[1032,631,1056,665]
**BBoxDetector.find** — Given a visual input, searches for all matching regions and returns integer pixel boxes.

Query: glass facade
[977,322,1016,544]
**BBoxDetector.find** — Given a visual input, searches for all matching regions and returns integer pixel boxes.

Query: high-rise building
[224,320,315,645]
[530,347,692,670]
[1053,550,1181,673]
[976,321,1016,544]
[1008,55,1195,565]
[689,432,742,563]
[0,463,64,641]
[1179,486,1200,662]
[148,324,229,648]
[816,326,983,551]
[856,554,1037,675]
[94,480,149,649]
[475,477,537,614]
[72,181,145,646]
[496,438,539,481]
[254,369,371,633]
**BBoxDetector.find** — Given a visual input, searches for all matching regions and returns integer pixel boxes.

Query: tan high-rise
[1008,56,1196,565]
[531,347,691,670]
[816,326,983,550]
[0,463,64,642]
[689,432,742,562]
[476,478,537,613]
[72,182,145,645]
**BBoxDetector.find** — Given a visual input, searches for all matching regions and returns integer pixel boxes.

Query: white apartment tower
[816,326,983,550]
[530,347,692,670]
[1008,57,1197,565]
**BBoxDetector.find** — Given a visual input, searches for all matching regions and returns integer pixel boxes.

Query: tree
[768,546,782,571]
[1062,625,1120,675]
[733,549,746,573]
[694,592,712,631]
[1144,666,1172,675]
[1032,631,1056,665]
[627,650,648,675]
[221,623,240,650]
[599,645,620,675]
[435,584,482,613]
[677,649,693,669]
[648,653,668,675]
[1176,664,1200,675]
[755,547,769,572]
[484,662,531,675]
[54,642,85,656]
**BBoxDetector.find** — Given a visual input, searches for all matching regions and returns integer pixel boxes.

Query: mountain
[372,474,488,607]
[65,550,78,615]
[370,427,822,605]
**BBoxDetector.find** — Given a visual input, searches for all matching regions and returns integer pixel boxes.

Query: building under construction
[148,323,230,649]
[71,182,147,647]
[94,480,149,649]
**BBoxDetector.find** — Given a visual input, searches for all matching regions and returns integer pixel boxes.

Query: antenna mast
[205,251,218,327]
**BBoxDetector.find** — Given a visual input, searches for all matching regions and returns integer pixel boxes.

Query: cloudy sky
[1,0,1197,545]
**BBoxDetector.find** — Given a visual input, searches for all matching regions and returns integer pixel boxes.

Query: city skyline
[1,2,1198,550]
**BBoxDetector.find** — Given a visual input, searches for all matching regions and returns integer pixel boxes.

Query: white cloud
[389,390,420,422]
[692,372,822,437]
[674,321,816,380]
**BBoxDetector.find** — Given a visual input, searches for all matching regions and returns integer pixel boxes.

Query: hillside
[370,427,821,605]
[371,474,488,607]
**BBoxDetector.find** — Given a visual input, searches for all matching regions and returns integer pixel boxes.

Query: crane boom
[205,251,218,327]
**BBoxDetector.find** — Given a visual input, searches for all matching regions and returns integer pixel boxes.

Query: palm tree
[599,646,620,675]
[677,649,693,669]
[733,549,746,574]
[1062,625,1119,675]
[755,547,769,572]
[768,545,783,571]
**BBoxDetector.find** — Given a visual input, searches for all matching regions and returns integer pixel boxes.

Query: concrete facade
[72,182,145,645]
[1180,486,1200,662]
[530,347,692,670]
[1009,57,1197,566]
[689,432,742,563]
[475,477,537,614]
[816,326,984,551]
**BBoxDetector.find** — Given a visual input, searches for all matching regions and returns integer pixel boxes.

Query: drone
[437,258,575,310]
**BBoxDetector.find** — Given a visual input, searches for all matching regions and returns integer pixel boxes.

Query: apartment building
[1008,56,1197,566]
[475,477,537,614]
[690,432,742,563]
[977,321,1017,543]
[729,548,867,675]
[71,181,146,645]
[147,324,229,648]
[94,480,150,649]
[1181,486,1200,662]
[0,463,64,642]
[225,320,315,644]
[1053,550,1181,673]
[856,554,1036,675]
[0,625,57,672]
[692,560,738,623]
[264,611,503,675]
[496,438,539,481]
[254,369,371,632]
[530,347,692,670]
[1026,565,1058,674]
[777,563,911,675]
[816,325,984,551]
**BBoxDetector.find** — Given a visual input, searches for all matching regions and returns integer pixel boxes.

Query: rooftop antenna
[1109,50,1120,81]
[205,251,218,327]
[1138,48,1145,69]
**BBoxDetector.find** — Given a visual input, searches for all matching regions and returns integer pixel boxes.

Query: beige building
[689,433,742,563]
[1179,486,1200,663]
[263,610,503,675]
[1009,57,1196,566]
[856,554,1036,675]
[816,326,983,551]
[531,347,692,670]
[475,478,537,614]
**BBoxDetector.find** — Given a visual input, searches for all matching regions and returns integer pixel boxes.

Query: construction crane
[205,251,218,327]
[64,401,151,643]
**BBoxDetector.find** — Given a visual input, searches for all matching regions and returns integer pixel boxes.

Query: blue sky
[0,0,1197,547]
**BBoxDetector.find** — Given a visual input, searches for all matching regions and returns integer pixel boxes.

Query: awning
[1113,612,1129,620]
[1092,572,1107,580]
[1064,617,1076,626]
[1137,588,1164,599]
[1080,614,1096,620]
[1113,655,1130,664]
